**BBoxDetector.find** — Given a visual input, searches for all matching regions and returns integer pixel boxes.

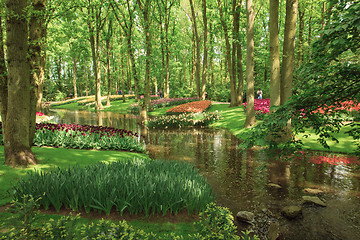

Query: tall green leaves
[12,158,215,216]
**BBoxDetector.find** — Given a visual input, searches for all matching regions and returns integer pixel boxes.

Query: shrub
[166,100,212,114]
[12,158,215,216]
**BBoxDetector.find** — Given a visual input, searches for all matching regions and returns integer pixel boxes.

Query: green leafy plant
[196,202,239,240]
[12,159,215,216]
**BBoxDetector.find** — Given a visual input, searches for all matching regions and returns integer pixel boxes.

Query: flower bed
[166,100,212,114]
[243,98,270,115]
[0,122,145,152]
[147,112,220,128]
[128,97,200,113]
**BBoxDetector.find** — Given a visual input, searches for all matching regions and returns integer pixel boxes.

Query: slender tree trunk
[269,0,281,109]
[106,36,112,107]
[280,0,298,105]
[244,0,256,128]
[233,0,244,105]
[189,0,201,97]
[5,0,37,166]
[217,0,236,106]
[201,0,208,100]
[72,59,78,98]
[29,0,46,145]
[297,4,305,67]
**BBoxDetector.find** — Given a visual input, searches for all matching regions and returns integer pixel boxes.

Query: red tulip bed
[0,121,145,152]
[314,100,360,114]
[129,97,200,113]
[166,100,211,114]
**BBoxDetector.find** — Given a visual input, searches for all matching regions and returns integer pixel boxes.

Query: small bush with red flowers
[128,97,200,114]
[0,122,145,153]
[166,100,212,114]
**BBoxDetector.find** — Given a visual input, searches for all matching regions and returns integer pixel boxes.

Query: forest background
[0,0,359,166]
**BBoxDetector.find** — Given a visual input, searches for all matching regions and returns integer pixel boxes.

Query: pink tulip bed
[243,98,270,115]
[0,121,145,152]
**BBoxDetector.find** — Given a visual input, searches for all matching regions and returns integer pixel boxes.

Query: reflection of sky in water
[46,109,360,240]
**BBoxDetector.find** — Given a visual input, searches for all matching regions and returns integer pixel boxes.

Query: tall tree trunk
[72,58,78,98]
[106,35,112,107]
[87,4,104,110]
[280,0,298,105]
[29,0,46,145]
[201,0,208,100]
[297,3,305,67]
[5,0,37,167]
[189,0,201,97]
[269,0,281,109]
[244,0,256,128]
[217,0,236,106]
[233,0,244,105]
[137,0,152,121]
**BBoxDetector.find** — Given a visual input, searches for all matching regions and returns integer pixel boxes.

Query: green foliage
[147,112,220,128]
[240,0,360,156]
[196,203,239,240]
[1,198,259,240]
[12,159,215,216]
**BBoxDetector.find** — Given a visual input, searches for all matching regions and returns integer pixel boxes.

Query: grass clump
[12,158,215,216]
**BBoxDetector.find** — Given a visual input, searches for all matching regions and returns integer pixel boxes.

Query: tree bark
[244,0,256,128]
[5,0,37,167]
[269,0,281,109]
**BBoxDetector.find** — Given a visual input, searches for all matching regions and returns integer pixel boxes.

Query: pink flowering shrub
[166,100,211,114]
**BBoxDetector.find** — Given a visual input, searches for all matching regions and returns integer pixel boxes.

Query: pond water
[45,109,360,240]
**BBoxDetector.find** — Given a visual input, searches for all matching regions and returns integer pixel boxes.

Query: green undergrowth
[0,196,257,239]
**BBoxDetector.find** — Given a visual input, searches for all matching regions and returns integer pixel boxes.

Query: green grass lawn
[0,146,196,237]
[101,99,137,113]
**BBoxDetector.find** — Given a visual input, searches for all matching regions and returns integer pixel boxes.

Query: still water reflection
[46,109,360,240]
